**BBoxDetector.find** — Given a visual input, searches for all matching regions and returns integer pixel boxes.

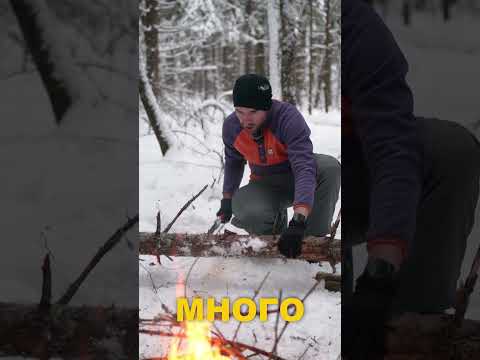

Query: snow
[0,73,138,308]
[140,256,341,360]
[139,104,341,359]
[26,0,98,103]
[1,0,138,311]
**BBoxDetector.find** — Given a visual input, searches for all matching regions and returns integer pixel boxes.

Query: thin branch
[232,271,271,342]
[272,289,283,356]
[297,344,311,360]
[140,262,159,294]
[327,209,341,273]
[39,253,52,310]
[184,258,200,298]
[274,281,321,351]
[155,211,161,235]
[162,184,208,234]
[57,214,138,305]
[140,329,288,360]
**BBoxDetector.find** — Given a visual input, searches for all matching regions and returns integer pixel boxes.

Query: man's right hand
[216,198,232,223]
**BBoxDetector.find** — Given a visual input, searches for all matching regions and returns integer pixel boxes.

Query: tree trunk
[307,0,314,114]
[322,0,332,113]
[442,0,454,22]
[267,0,282,99]
[139,27,171,155]
[10,0,73,124]
[255,42,265,75]
[139,232,341,263]
[402,0,412,26]
[142,0,161,98]
[0,302,137,359]
[279,0,297,105]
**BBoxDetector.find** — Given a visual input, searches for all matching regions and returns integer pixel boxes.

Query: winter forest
[139,1,342,359]
[140,0,341,156]
[366,0,480,24]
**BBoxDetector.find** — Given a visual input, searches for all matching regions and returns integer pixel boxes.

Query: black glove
[342,257,398,360]
[216,198,232,223]
[278,214,306,258]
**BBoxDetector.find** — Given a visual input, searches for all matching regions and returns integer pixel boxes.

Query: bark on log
[385,313,480,359]
[315,272,341,292]
[0,302,137,359]
[139,232,341,263]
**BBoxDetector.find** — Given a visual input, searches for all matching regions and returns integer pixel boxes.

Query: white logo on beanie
[258,84,270,91]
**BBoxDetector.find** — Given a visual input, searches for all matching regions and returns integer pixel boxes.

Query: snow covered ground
[139,107,341,359]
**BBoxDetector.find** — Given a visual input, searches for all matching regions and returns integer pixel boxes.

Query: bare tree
[139,21,172,155]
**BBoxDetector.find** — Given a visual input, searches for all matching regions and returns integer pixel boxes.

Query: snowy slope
[0,69,137,308]
[139,107,341,359]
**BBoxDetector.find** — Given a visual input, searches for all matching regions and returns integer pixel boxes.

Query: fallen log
[0,302,137,359]
[315,272,341,292]
[139,232,341,263]
[385,313,480,359]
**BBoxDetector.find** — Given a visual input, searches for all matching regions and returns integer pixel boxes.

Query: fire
[168,321,231,359]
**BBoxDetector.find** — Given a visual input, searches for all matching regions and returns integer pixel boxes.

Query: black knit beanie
[233,74,272,111]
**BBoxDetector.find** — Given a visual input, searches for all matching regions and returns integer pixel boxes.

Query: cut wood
[139,232,341,263]
[0,302,137,359]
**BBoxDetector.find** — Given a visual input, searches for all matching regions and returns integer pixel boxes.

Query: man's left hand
[342,257,398,360]
[278,215,306,258]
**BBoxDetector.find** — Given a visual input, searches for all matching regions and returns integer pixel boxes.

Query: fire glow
[168,321,230,360]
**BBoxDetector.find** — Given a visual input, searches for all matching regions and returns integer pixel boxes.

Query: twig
[232,271,271,342]
[140,262,159,294]
[162,184,208,234]
[297,344,311,360]
[212,338,287,360]
[274,281,320,351]
[39,253,52,310]
[141,329,287,360]
[272,289,283,356]
[57,214,138,305]
[184,258,200,298]
[327,209,341,273]
[329,209,341,242]
[155,211,161,235]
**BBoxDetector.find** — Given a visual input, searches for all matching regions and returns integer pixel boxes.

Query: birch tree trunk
[268,0,282,99]
[322,0,332,113]
[307,0,314,114]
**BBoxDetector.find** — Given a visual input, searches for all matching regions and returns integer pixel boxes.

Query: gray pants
[231,154,341,236]
[343,118,480,313]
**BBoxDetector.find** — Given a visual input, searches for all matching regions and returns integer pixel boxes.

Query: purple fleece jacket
[222,100,317,210]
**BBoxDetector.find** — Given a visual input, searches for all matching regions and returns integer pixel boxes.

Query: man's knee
[314,154,341,186]
[232,187,273,221]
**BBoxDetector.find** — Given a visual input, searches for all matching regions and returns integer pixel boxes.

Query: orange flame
[168,321,231,359]
[169,267,231,359]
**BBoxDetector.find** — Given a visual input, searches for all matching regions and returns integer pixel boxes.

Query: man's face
[235,107,268,134]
